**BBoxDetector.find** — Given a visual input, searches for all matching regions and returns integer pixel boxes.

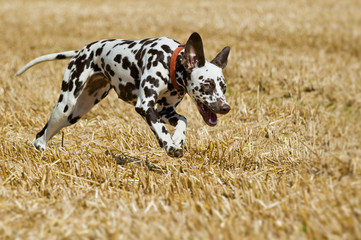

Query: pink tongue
[197,102,218,126]
[203,105,218,126]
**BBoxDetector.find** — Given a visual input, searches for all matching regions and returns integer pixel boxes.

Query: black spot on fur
[156,71,167,84]
[73,81,82,98]
[56,54,67,60]
[105,64,115,77]
[100,58,105,69]
[139,38,149,44]
[93,63,101,72]
[161,45,172,54]
[86,41,98,50]
[36,123,48,139]
[158,139,165,148]
[115,55,139,83]
[68,114,80,124]
[128,42,136,48]
[68,82,73,92]
[161,126,167,134]
[169,117,178,126]
[70,51,90,81]
[145,108,160,125]
[122,57,131,69]
[144,86,157,98]
[139,38,154,45]
[163,107,174,115]
[118,82,137,102]
[113,40,132,48]
[145,75,159,88]
[63,105,68,112]
[67,60,74,70]
[61,81,69,92]
[95,46,103,56]
[129,64,140,81]
[58,94,63,103]
[135,106,145,116]
[147,49,166,70]
[219,77,226,93]
[114,54,122,64]
[157,97,168,106]
[147,100,155,108]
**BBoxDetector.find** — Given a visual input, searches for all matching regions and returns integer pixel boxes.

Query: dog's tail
[14,50,78,77]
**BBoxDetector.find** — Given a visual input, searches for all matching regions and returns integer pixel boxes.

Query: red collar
[170,44,185,91]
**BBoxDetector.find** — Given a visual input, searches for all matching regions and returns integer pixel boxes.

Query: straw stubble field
[1,0,360,239]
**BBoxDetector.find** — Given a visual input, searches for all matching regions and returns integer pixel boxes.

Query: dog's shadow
[105,150,166,173]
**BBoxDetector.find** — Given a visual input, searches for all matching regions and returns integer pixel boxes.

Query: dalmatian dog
[15,32,231,158]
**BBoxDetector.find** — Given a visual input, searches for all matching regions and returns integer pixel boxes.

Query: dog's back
[75,37,179,104]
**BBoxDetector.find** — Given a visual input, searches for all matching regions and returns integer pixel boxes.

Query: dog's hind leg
[33,68,110,151]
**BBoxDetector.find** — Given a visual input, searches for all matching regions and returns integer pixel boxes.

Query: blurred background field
[0,0,360,239]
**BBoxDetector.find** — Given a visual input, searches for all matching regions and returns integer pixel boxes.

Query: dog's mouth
[196,101,218,126]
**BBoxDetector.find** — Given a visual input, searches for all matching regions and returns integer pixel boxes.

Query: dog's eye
[202,83,214,92]
[204,84,212,90]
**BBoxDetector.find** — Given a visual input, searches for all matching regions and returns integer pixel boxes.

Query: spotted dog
[15,32,231,158]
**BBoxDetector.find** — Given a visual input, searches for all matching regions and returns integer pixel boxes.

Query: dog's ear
[211,46,230,69]
[182,32,205,72]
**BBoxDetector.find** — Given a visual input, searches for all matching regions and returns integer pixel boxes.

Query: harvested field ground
[1,0,361,239]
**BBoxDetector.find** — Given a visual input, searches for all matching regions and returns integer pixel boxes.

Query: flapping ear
[210,46,230,69]
[182,32,205,72]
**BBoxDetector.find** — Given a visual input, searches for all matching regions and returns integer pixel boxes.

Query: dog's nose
[220,103,231,114]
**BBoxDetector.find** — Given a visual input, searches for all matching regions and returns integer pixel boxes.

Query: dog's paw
[166,146,184,158]
[29,141,46,152]
[171,124,186,147]
[171,135,185,148]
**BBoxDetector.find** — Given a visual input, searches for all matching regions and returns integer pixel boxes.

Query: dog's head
[182,32,231,126]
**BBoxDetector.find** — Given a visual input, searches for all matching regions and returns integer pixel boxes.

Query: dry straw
[1,0,360,239]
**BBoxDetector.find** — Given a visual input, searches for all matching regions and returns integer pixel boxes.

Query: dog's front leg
[135,97,183,158]
[159,106,187,151]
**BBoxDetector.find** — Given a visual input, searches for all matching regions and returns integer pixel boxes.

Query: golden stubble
[0,0,360,239]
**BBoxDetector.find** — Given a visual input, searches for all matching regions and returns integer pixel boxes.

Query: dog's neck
[173,51,189,92]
